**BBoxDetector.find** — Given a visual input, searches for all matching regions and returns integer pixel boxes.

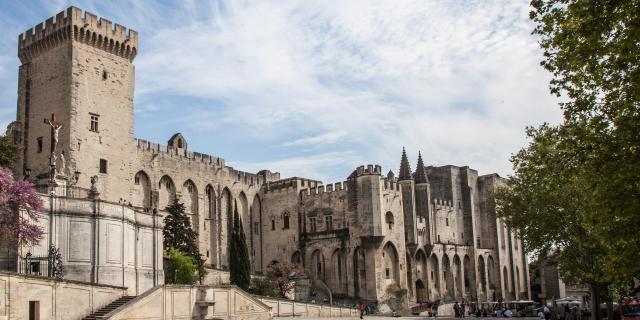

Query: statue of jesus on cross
[44,113,63,182]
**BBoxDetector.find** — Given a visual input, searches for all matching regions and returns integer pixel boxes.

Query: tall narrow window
[325,215,333,231]
[90,114,99,132]
[271,218,275,230]
[36,137,43,153]
[102,70,108,81]
[446,218,449,226]
[99,159,108,173]
[283,213,290,229]
[309,217,316,232]
[253,222,259,235]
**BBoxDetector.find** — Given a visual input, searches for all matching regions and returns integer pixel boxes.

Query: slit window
[90,114,99,132]
[36,137,43,153]
[99,159,108,173]
[271,218,275,230]
[102,70,108,80]
[283,213,290,229]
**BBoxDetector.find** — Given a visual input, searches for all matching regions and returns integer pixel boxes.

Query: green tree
[0,135,20,170]
[496,1,640,318]
[249,276,277,297]
[165,248,197,284]
[163,199,206,282]
[229,201,251,290]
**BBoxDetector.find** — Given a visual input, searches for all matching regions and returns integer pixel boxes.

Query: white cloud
[0,0,562,182]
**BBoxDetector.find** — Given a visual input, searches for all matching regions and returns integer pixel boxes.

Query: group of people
[539,304,589,320]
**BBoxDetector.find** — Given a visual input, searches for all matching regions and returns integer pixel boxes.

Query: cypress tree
[229,200,251,290]
[163,198,206,282]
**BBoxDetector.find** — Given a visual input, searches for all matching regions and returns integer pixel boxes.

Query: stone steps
[83,296,136,320]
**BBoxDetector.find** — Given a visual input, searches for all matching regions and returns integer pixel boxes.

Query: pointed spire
[414,151,429,184]
[399,147,412,181]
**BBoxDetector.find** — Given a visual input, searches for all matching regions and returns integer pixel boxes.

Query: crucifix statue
[44,113,63,182]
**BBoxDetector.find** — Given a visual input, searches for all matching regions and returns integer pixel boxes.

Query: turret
[398,148,418,248]
[399,147,412,181]
[414,151,429,184]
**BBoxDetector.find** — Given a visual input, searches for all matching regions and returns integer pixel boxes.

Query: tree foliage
[165,248,197,284]
[163,199,206,281]
[249,276,278,297]
[0,168,44,249]
[495,0,640,308]
[229,201,251,290]
[0,135,20,170]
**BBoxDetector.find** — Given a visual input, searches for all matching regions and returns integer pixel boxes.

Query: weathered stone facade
[7,6,530,307]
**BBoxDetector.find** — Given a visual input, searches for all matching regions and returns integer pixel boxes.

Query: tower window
[309,217,316,232]
[102,70,108,81]
[271,218,275,230]
[253,222,259,235]
[90,114,99,132]
[325,215,333,231]
[437,234,441,242]
[99,159,108,173]
[385,268,390,279]
[446,218,449,226]
[36,137,43,153]
[283,213,290,229]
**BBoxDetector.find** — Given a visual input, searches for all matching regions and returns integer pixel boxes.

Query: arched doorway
[416,279,427,302]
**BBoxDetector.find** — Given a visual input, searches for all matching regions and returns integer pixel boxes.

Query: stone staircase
[82,295,136,320]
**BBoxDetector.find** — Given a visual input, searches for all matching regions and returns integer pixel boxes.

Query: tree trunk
[591,283,601,320]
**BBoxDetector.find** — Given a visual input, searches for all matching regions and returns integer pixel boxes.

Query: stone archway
[442,254,453,300]
[454,255,463,299]
[383,242,400,284]
[478,255,487,299]
[158,175,175,210]
[132,170,151,208]
[353,247,366,298]
[416,279,427,303]
[429,254,441,300]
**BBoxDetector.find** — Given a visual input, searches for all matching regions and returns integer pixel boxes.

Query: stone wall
[0,271,126,320]
[2,193,164,296]
[259,297,358,318]
[108,285,271,320]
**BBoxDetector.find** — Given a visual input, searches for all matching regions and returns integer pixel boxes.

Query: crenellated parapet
[433,198,455,210]
[18,6,138,63]
[135,138,270,187]
[352,164,382,177]
[264,177,321,194]
[300,181,348,199]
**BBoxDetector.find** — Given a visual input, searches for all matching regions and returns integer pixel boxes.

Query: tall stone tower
[15,7,137,200]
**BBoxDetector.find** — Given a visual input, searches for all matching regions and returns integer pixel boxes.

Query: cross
[44,113,63,153]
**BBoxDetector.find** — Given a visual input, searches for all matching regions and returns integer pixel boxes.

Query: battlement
[382,177,401,191]
[353,164,382,177]
[135,138,268,187]
[433,198,455,209]
[300,181,349,199]
[264,177,322,194]
[18,6,138,62]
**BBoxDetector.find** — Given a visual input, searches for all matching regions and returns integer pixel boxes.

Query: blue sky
[0,0,561,183]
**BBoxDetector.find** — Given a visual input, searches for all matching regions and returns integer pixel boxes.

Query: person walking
[358,303,365,319]
[454,302,460,318]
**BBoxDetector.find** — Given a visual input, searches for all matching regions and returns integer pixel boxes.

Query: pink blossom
[0,168,44,247]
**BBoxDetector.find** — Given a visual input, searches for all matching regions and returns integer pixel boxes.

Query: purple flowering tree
[0,168,44,249]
